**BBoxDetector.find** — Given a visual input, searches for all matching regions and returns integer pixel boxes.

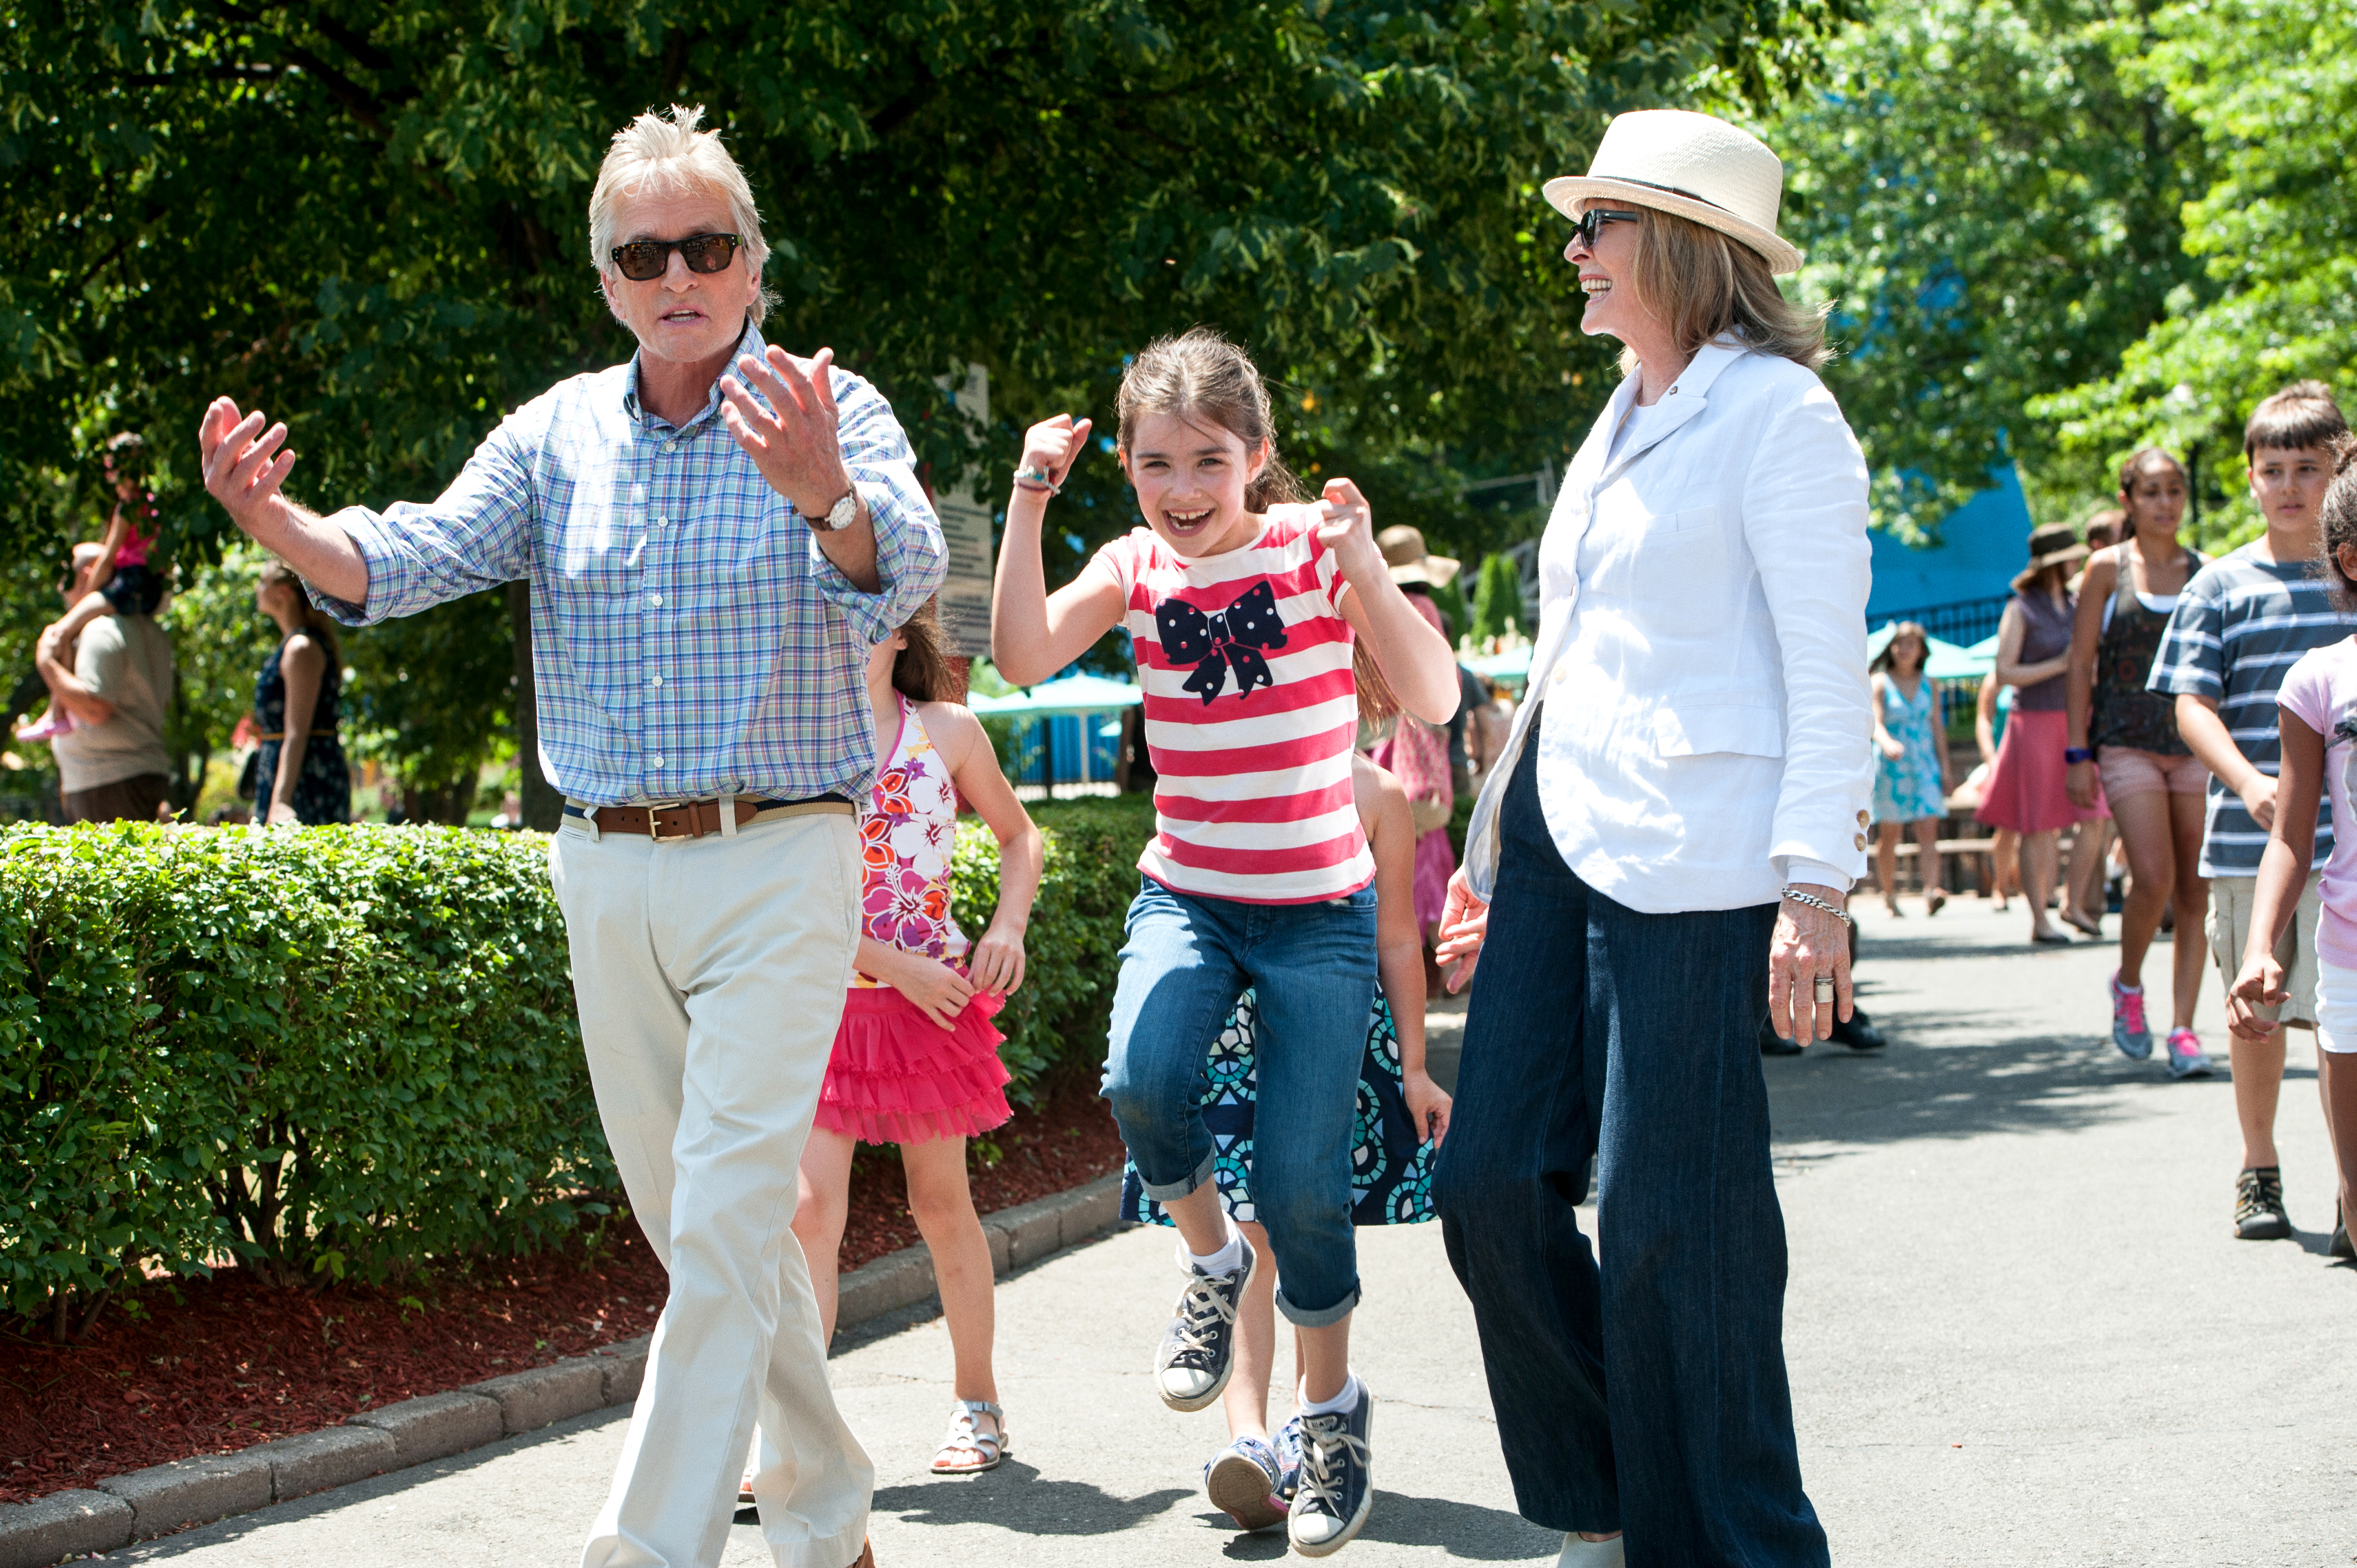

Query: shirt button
[649,592,663,607]
[652,756,666,770]
[1551,666,1566,685]
[1854,832,1868,850]
[650,674,663,688]
[654,516,668,529]
[1857,808,1870,826]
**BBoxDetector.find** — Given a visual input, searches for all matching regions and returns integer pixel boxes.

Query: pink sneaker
[2109,972,2152,1061]
[2166,1028,2215,1080]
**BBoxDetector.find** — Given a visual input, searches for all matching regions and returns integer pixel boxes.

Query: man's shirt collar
[621,317,765,432]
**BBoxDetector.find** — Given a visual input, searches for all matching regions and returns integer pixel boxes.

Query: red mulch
[0,1077,1124,1505]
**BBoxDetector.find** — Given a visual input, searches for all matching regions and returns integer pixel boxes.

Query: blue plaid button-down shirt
[316,323,945,807]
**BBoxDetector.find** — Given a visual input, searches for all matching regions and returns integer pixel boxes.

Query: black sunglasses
[609,232,743,282]
[1568,208,1644,250]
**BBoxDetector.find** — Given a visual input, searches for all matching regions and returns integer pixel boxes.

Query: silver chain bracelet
[1780,886,1847,919]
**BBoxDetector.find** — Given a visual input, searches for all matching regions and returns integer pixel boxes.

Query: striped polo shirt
[2149,543,2351,876]
[1095,515,1373,904]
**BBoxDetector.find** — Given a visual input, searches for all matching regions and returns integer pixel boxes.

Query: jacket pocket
[1653,700,1784,759]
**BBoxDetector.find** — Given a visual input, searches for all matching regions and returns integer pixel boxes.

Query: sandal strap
[941,1399,1007,1454]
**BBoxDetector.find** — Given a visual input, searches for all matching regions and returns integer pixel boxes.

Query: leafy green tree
[159,545,277,811]
[2,0,1856,649]
[2031,0,2357,545]
[1762,0,2211,537]
[1470,549,1526,643]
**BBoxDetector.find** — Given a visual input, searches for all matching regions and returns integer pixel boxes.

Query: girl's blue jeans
[1102,875,1377,1326]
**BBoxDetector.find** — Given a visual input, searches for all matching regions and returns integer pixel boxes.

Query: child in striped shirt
[991,328,1459,1557]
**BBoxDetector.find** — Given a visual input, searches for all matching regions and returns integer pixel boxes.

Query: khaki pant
[2207,873,2322,1029]
[551,808,871,1568]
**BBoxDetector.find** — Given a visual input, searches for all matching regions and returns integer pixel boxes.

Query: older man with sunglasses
[198,106,941,1568]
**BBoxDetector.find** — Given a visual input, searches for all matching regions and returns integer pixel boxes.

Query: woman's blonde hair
[1115,328,1309,512]
[1614,207,1831,373]
[258,558,343,663]
[589,105,774,324]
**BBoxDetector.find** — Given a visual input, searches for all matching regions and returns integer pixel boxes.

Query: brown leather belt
[565,795,852,842]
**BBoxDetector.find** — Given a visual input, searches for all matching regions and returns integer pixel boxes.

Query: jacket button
[1854,832,1867,850]
[1857,809,1869,826]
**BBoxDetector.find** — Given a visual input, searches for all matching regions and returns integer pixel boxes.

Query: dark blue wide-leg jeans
[1434,735,1829,1568]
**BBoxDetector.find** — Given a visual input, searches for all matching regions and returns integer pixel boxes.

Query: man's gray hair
[589,105,774,323]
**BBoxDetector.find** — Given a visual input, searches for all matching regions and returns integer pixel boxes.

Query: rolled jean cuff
[1275,1280,1361,1328]
[1136,1148,1219,1203]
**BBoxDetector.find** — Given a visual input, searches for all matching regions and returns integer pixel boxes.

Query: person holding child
[992,326,1460,1557]
[1869,621,1950,916]
[1432,109,1869,1567]
[2155,383,2351,1229]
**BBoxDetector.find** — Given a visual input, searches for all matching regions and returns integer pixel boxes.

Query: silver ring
[1813,976,1835,1002]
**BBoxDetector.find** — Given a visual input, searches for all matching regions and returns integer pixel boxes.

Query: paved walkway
[122,899,2355,1565]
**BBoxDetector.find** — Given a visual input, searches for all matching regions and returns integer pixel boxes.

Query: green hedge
[0,800,1155,1327]
[955,793,1155,1096]
[0,823,602,1326]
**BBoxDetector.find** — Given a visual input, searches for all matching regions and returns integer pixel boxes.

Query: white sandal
[930,1399,1009,1474]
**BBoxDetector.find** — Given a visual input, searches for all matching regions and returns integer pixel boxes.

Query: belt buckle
[644,800,699,843]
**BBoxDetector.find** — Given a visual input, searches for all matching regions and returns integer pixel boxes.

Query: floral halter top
[852,695,967,988]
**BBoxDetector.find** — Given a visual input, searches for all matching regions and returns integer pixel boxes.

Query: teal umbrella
[966,673,1144,717]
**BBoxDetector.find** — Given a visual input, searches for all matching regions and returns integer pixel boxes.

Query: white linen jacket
[1461,339,1874,914]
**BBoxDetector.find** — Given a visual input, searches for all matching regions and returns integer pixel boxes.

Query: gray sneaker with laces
[1289,1387,1374,1556]
[1155,1237,1256,1411]
[2233,1166,2291,1240]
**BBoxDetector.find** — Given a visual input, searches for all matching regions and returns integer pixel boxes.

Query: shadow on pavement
[1196,1491,1555,1562]
[1763,1026,2194,1151]
[864,1462,1192,1535]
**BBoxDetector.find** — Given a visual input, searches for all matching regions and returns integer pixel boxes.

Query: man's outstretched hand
[719,345,858,521]
[200,398,297,537]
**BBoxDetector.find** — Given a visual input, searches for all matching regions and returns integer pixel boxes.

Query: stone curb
[0,1171,1125,1566]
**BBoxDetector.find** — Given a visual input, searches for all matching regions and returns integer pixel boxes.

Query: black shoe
[2233,1167,2291,1241]
[2334,1201,2355,1261]
[1830,1007,1886,1051]
[1758,1015,1804,1056]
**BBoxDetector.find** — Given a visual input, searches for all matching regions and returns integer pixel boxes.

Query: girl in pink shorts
[2065,448,2212,1074]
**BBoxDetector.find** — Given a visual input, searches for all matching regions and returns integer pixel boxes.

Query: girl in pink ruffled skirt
[775,602,1043,1480]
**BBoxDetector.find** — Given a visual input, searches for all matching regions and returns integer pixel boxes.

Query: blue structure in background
[999,713,1124,789]
[1866,463,2037,644]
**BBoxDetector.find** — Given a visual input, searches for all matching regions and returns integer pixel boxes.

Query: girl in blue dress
[1871,621,1951,914]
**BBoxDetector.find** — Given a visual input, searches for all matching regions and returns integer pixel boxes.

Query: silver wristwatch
[810,487,859,533]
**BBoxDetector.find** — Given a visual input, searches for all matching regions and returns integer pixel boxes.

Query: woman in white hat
[1431,109,1868,1567]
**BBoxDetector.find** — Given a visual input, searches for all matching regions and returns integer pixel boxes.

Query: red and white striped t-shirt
[1094,514,1373,904]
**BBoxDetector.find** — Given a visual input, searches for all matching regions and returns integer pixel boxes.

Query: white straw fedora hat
[1542,110,1802,276]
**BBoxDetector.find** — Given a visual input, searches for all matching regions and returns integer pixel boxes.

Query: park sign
[930,365,996,660]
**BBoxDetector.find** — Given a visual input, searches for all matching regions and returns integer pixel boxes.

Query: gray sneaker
[1155,1238,1256,1411]
[1289,1388,1374,1557]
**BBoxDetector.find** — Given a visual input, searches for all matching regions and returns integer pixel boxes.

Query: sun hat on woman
[2012,522,2091,591]
[1542,109,1803,275]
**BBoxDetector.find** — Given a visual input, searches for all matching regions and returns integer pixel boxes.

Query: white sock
[1298,1372,1362,1416]
[2118,978,2144,992]
[1181,1218,1244,1276]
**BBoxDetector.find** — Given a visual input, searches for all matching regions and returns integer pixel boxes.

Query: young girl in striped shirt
[992,328,1459,1557]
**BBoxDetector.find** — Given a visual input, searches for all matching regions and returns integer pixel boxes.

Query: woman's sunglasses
[608,232,742,282]
[1568,208,1644,251]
